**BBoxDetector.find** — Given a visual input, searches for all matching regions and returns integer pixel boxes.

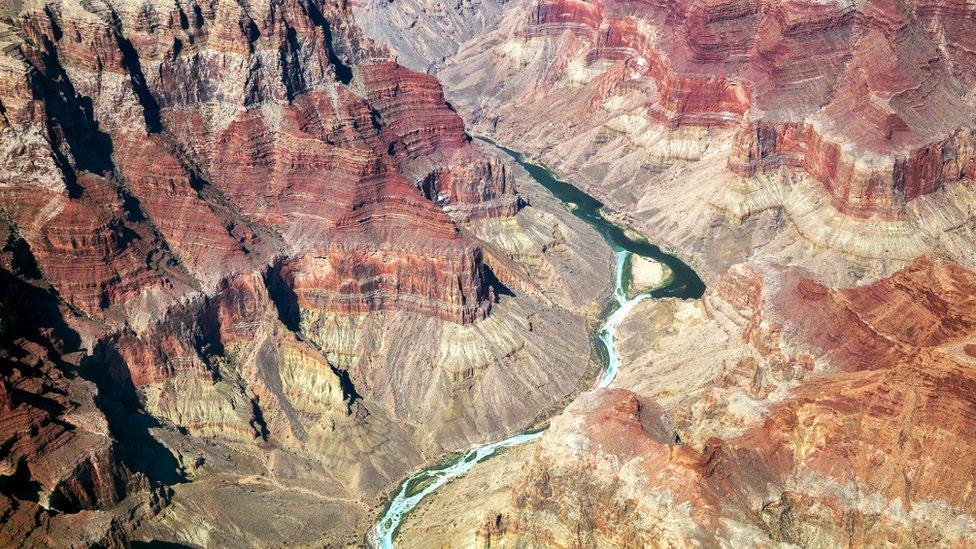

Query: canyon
[352,0,976,546]
[1,0,975,546]
[0,0,611,545]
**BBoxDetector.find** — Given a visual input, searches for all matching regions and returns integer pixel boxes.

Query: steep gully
[371,140,705,547]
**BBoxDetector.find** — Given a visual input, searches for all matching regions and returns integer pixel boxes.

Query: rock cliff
[0,0,609,545]
[358,0,976,288]
[354,1,976,544]
[398,257,976,547]
[403,0,976,219]
[5,0,976,545]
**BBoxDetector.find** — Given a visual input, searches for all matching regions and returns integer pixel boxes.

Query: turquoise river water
[370,142,704,547]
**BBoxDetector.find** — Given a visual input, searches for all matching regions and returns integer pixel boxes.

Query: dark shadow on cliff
[108,12,163,133]
[131,541,193,549]
[483,265,515,302]
[261,262,361,407]
[34,36,113,198]
[0,459,43,504]
[4,240,215,493]
[302,0,353,85]
[333,364,361,407]
[0,223,80,377]
[0,270,80,357]
[263,262,301,332]
[79,342,186,486]
[0,269,72,506]
[281,25,309,101]
[193,301,226,382]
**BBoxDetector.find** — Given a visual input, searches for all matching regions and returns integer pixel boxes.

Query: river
[370,142,704,548]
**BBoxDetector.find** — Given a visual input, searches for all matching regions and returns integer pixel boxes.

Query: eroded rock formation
[0,0,609,545]
[356,0,976,290]
[418,0,976,218]
[352,1,976,543]
[0,223,167,546]
[5,0,976,545]
[398,257,976,547]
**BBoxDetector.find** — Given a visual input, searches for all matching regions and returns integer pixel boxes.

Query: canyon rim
[2,0,976,547]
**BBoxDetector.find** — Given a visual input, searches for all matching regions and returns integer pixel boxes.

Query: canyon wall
[399,256,976,547]
[357,0,976,546]
[420,0,976,219]
[356,0,976,287]
[3,0,975,544]
[0,0,611,544]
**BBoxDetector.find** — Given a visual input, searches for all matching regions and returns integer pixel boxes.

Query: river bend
[371,143,704,548]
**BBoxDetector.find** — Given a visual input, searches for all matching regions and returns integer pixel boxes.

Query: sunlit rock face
[350,0,509,73]
[393,0,976,219]
[3,0,975,545]
[2,0,519,328]
[354,0,976,289]
[444,257,976,547]
[351,4,976,542]
[0,0,572,545]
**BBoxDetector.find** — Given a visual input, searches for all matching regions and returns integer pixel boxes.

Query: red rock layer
[419,153,521,222]
[3,0,516,330]
[0,227,165,546]
[0,0,517,544]
[279,242,492,324]
[521,0,976,217]
[525,0,605,38]
[722,258,976,534]
[488,257,976,545]
[480,389,732,546]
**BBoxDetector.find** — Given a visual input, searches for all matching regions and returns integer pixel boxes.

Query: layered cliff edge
[0,0,612,545]
[353,0,976,545]
[355,0,976,288]
[364,0,976,220]
[4,0,976,545]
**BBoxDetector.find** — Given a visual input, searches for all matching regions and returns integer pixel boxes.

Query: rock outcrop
[6,0,976,545]
[351,0,508,73]
[355,0,976,290]
[464,0,976,218]
[0,0,608,545]
[0,224,166,547]
[398,256,976,547]
[2,0,518,326]
[353,1,976,545]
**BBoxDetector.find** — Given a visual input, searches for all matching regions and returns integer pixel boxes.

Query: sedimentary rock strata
[351,0,508,73]
[353,4,976,543]
[0,224,166,546]
[357,0,976,288]
[0,0,611,544]
[399,256,976,546]
[2,0,519,328]
[4,0,976,545]
[455,0,976,218]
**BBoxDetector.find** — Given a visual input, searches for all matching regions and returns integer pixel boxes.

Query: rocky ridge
[0,0,611,545]
[356,0,976,286]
